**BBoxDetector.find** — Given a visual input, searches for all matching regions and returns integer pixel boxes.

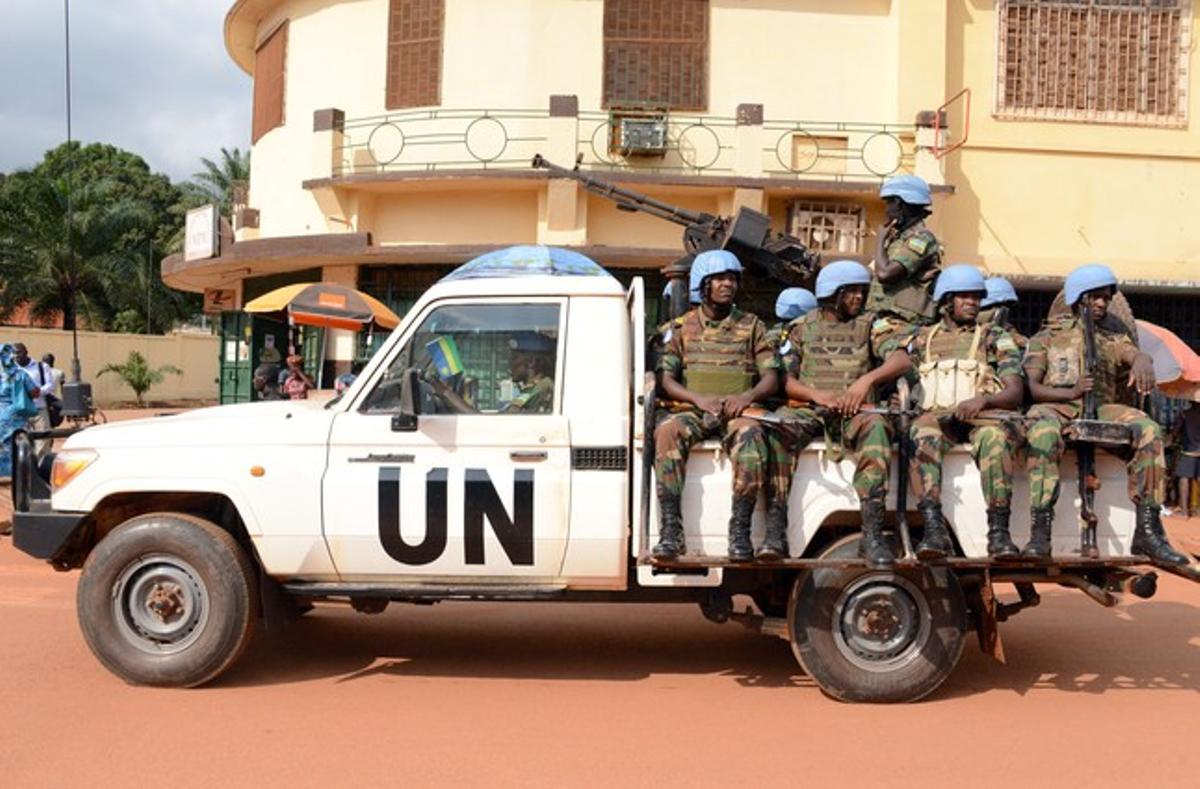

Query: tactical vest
[866,223,942,324]
[1041,319,1121,405]
[679,309,759,395]
[795,313,873,394]
[916,321,1001,411]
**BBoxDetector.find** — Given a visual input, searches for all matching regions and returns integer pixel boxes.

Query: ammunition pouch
[683,368,753,396]
[916,323,998,410]
[1044,343,1081,388]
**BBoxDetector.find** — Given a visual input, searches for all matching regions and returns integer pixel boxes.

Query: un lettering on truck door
[322,299,570,580]
[377,466,535,566]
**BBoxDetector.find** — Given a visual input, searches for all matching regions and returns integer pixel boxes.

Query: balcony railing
[319,97,942,185]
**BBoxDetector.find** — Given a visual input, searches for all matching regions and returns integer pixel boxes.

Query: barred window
[996,0,1191,126]
[386,0,443,110]
[251,23,287,143]
[787,201,866,256]
[603,0,708,111]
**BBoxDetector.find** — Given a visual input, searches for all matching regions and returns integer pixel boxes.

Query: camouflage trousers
[1026,403,1166,509]
[908,413,1024,510]
[654,411,768,500]
[766,407,893,503]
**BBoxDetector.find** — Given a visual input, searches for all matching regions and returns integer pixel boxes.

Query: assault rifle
[532,155,820,318]
[1078,298,1101,558]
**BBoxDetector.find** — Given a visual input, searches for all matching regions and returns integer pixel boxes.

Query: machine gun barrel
[532,154,718,230]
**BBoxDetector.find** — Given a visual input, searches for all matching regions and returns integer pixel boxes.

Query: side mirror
[391,368,420,432]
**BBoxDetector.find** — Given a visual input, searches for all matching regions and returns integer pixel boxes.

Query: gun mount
[532,155,820,318]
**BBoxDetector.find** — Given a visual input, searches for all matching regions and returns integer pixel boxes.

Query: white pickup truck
[11,262,1198,702]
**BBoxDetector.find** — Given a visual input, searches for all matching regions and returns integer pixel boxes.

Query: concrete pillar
[312,108,345,180]
[321,264,360,378]
[537,95,588,246]
[733,103,764,178]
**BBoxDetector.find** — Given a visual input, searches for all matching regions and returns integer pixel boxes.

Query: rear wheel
[77,513,258,687]
[788,535,966,703]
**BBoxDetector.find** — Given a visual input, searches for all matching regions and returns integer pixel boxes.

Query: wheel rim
[112,554,210,655]
[832,573,931,672]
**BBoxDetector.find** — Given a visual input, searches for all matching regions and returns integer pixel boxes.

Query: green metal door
[219,313,252,404]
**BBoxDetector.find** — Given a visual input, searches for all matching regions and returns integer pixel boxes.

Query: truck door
[322,298,571,581]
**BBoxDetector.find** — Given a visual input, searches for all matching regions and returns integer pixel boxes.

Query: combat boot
[857,496,895,569]
[1131,504,1191,566]
[652,495,685,560]
[915,500,952,561]
[756,501,789,561]
[986,507,1020,562]
[727,497,755,562]
[1022,508,1054,561]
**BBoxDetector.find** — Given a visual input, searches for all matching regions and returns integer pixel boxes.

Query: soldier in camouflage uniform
[978,276,1028,351]
[903,265,1026,561]
[867,175,943,336]
[653,250,781,562]
[772,261,912,568]
[1022,264,1189,565]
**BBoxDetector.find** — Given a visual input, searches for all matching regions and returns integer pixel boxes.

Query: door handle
[510,450,547,462]
[349,453,415,464]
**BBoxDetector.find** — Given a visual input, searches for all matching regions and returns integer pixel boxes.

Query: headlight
[51,449,98,491]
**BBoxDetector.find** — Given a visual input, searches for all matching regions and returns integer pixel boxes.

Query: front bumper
[8,430,88,561]
[13,506,88,559]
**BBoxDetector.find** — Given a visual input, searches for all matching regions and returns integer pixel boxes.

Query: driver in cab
[427,332,556,415]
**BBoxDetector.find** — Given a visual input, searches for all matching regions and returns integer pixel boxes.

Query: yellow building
[165,0,1200,397]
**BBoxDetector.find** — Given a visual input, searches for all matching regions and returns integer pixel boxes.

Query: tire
[76,512,258,688]
[788,535,966,703]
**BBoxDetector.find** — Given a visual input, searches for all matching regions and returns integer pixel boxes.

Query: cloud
[0,0,251,181]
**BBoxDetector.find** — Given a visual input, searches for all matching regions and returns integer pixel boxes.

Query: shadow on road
[215,588,1199,699]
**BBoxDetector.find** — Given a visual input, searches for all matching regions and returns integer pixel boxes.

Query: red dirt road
[1,538,1198,788]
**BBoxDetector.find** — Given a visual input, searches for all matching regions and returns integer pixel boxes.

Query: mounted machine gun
[532,154,820,318]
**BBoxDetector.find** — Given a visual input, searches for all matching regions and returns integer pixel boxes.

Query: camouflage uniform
[655,307,779,501]
[977,307,1029,352]
[772,311,906,502]
[506,375,554,414]
[1023,316,1165,509]
[866,220,943,334]
[906,319,1024,508]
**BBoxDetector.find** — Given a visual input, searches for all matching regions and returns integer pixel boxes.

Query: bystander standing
[1173,401,1200,519]
[12,344,53,458]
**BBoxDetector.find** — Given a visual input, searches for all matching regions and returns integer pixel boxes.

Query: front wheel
[788,535,966,703]
[77,513,258,687]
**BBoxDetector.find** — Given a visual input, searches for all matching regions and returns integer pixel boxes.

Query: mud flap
[974,570,1006,664]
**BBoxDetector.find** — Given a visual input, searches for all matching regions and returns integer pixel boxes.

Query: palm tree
[0,174,146,330]
[97,350,181,406]
[189,147,251,215]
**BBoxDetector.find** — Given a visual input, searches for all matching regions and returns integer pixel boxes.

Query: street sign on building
[185,204,219,262]
[203,288,240,314]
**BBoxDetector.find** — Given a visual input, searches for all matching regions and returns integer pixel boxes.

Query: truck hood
[64,400,336,450]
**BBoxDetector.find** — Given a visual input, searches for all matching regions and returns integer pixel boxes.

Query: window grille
[787,202,867,256]
[996,0,1191,126]
[386,0,443,110]
[251,23,287,143]
[603,0,708,111]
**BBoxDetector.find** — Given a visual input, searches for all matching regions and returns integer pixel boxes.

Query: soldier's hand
[837,379,873,415]
[1070,376,1095,399]
[954,396,988,421]
[1130,357,1156,395]
[722,392,754,419]
[694,394,724,416]
[810,390,838,410]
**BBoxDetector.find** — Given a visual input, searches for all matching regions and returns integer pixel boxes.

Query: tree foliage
[97,350,182,406]
[187,147,251,216]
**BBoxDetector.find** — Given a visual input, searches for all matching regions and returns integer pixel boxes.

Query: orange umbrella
[1136,320,1200,400]
[244,283,400,331]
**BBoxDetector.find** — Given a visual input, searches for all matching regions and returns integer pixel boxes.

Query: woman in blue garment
[1,343,41,479]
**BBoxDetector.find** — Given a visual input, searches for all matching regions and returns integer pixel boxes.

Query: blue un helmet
[981,276,1018,308]
[879,174,932,206]
[815,260,872,300]
[932,264,987,302]
[1064,263,1118,306]
[688,249,743,301]
[775,288,819,321]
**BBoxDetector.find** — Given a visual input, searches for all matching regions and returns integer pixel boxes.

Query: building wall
[6,329,220,406]
[941,0,1200,284]
[226,0,1200,292]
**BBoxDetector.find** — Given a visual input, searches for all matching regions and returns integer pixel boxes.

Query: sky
[0,0,251,182]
